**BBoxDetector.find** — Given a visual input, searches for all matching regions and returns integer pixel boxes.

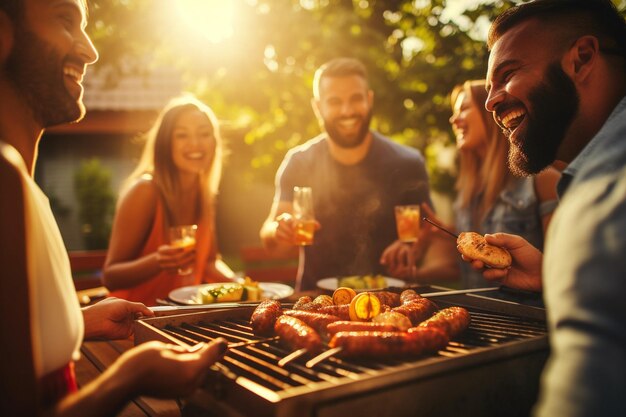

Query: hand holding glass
[293,186,315,246]
[169,224,197,276]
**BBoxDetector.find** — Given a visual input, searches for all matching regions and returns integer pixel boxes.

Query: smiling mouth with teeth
[498,110,525,134]
[63,67,83,83]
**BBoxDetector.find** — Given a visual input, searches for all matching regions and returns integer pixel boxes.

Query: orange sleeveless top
[109,198,215,306]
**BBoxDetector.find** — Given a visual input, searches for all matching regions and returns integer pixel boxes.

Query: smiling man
[473,0,626,416]
[0,1,227,415]
[260,57,458,291]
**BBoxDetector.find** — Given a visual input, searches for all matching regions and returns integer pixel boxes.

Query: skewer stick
[305,347,342,368]
[278,348,308,367]
[228,336,279,349]
[422,216,458,239]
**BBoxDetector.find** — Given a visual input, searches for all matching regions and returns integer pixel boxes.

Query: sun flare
[175,0,235,43]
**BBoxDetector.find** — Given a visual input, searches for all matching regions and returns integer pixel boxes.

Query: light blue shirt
[535,96,626,417]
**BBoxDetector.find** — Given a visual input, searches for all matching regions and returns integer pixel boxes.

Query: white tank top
[1,142,83,377]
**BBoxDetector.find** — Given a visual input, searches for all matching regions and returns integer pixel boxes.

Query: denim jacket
[455,176,557,288]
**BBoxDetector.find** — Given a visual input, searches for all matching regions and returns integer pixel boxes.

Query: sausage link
[392,297,438,325]
[417,306,471,338]
[326,321,398,336]
[250,299,283,336]
[328,327,448,358]
[293,296,313,310]
[283,310,342,337]
[317,304,351,320]
[372,291,401,308]
[274,315,323,353]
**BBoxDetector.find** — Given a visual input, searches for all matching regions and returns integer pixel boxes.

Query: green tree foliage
[74,159,115,249]
[85,0,625,195]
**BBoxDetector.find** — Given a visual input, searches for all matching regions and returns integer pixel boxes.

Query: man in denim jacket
[465,0,626,416]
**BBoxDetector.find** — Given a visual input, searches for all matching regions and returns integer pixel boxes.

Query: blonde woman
[424,80,560,288]
[103,95,234,305]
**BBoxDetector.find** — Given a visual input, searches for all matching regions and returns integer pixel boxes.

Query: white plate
[169,282,294,305]
[316,276,406,292]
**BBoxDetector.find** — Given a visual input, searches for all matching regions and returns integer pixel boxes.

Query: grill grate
[155,306,547,393]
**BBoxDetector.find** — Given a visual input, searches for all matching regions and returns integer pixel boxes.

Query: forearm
[102,253,161,291]
[50,363,134,417]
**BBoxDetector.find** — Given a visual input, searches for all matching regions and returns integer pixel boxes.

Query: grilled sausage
[392,297,438,325]
[326,321,399,336]
[400,289,421,304]
[416,306,470,338]
[317,304,351,320]
[283,310,342,337]
[372,291,401,308]
[293,295,334,311]
[329,327,448,358]
[250,299,283,336]
[274,315,323,353]
[293,296,313,310]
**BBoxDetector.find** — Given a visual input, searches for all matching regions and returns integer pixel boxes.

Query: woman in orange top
[104,95,234,305]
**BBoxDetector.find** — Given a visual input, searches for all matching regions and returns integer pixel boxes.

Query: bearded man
[260,57,457,291]
[463,0,626,416]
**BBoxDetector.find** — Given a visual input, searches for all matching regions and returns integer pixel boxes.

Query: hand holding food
[456,231,512,269]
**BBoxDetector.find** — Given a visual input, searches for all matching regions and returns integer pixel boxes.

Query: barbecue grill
[135,289,549,417]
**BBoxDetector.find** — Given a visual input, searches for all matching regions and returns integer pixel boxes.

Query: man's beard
[323,110,372,149]
[508,62,579,176]
[5,28,84,127]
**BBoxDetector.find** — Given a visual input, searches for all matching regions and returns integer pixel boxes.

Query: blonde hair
[122,94,223,226]
[452,80,510,228]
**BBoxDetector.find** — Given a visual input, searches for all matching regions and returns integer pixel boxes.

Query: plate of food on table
[168,277,294,305]
[316,274,406,292]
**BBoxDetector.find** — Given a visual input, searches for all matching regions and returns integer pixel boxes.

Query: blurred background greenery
[42,0,625,258]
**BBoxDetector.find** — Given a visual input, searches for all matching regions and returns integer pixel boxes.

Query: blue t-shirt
[535,96,626,417]
[275,131,432,290]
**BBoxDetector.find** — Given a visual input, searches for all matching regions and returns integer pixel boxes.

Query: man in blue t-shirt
[260,57,458,291]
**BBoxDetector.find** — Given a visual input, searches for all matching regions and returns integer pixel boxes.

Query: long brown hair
[452,80,510,228]
[122,94,223,226]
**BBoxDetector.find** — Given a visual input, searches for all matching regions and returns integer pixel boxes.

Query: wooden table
[76,338,181,417]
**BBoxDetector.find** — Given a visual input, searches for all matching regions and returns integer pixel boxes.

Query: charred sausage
[328,327,448,358]
[372,291,401,308]
[416,306,470,338]
[317,304,351,320]
[250,299,283,336]
[392,297,438,325]
[283,310,342,337]
[293,295,334,311]
[326,321,399,336]
[274,315,323,353]
[293,296,313,310]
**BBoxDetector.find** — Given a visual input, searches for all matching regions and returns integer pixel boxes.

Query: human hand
[82,297,154,340]
[380,238,428,279]
[115,338,228,399]
[156,244,196,272]
[273,212,321,245]
[460,233,543,292]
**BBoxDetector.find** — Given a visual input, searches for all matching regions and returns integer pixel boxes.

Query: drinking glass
[394,205,421,277]
[293,186,315,246]
[395,205,421,243]
[169,224,197,276]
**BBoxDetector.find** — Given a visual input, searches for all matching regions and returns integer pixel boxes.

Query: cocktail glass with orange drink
[293,186,315,246]
[395,205,421,243]
[169,224,197,276]
[394,205,421,278]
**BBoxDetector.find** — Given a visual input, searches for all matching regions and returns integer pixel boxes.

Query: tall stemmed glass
[293,186,316,246]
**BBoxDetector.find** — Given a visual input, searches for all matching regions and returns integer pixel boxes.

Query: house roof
[83,66,183,111]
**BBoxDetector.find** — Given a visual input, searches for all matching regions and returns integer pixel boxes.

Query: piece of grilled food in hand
[457,232,512,269]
